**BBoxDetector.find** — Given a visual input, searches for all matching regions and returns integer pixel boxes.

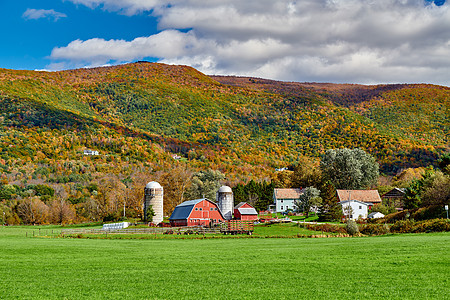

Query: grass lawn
[0,226,449,299]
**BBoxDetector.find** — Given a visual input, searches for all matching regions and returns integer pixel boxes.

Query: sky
[0,0,449,86]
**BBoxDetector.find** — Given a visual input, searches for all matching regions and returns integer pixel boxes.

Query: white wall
[341,201,368,219]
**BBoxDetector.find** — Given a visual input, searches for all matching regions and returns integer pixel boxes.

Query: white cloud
[23,8,67,21]
[52,0,450,85]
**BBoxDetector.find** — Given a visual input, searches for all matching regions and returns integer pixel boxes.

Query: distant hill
[0,62,448,187]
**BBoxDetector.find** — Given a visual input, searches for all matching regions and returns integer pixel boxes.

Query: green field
[0,226,449,299]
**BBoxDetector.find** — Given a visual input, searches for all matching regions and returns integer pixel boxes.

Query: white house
[368,212,385,219]
[273,188,303,213]
[83,149,99,156]
[339,200,370,220]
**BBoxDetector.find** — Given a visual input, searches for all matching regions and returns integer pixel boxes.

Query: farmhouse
[169,198,224,227]
[273,188,303,213]
[336,189,381,209]
[234,202,258,221]
[339,200,369,220]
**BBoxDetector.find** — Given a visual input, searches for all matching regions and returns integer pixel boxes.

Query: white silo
[144,181,163,225]
[217,186,233,220]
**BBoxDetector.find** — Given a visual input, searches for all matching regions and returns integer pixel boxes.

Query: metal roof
[169,198,225,220]
[237,207,258,215]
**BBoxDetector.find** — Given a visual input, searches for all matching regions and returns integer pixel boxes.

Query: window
[199,208,202,211]
[281,206,283,210]
[195,208,198,211]
[215,208,218,211]
[359,206,362,209]
[281,200,283,203]
[210,208,214,211]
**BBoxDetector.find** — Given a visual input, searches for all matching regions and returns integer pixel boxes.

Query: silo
[217,186,233,220]
[144,181,163,224]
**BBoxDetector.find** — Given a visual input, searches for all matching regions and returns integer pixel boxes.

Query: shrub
[345,220,359,236]
[360,223,390,235]
[301,223,346,234]
[390,220,415,233]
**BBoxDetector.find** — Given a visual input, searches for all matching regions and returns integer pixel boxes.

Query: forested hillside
[0,62,448,224]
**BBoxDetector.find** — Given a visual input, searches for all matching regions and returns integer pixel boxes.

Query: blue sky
[0,0,449,86]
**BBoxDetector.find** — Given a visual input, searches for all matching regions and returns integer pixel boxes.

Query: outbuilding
[368,212,385,219]
[169,198,224,227]
[234,202,258,221]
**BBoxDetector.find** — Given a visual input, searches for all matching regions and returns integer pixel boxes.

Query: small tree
[318,181,343,222]
[295,187,321,217]
[145,205,155,223]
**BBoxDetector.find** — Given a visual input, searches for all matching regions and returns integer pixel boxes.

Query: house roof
[274,188,303,200]
[336,190,381,203]
[339,200,371,206]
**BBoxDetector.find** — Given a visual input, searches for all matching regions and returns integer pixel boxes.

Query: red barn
[234,202,258,221]
[169,199,225,227]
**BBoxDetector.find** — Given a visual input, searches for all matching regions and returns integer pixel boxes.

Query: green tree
[318,181,343,222]
[320,148,379,190]
[294,187,321,217]
[438,153,450,175]
[186,169,225,200]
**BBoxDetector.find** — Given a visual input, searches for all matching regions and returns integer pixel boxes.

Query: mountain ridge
[0,62,448,183]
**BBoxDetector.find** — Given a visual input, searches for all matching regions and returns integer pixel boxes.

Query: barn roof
[169,198,224,220]
[274,188,303,200]
[237,207,258,215]
[336,190,381,204]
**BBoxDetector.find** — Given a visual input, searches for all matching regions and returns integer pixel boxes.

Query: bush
[360,223,390,235]
[301,223,346,234]
[390,220,415,233]
[345,220,359,236]
[412,206,447,220]
[390,219,450,233]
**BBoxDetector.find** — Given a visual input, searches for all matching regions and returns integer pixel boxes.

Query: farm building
[336,190,381,209]
[339,200,369,220]
[368,212,385,219]
[234,202,258,221]
[273,188,304,213]
[169,198,224,227]
[382,188,406,210]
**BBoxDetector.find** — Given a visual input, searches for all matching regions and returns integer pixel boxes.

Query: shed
[234,202,258,221]
[382,188,406,209]
[169,198,224,227]
[368,212,385,219]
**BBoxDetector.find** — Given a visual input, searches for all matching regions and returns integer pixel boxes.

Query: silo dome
[144,181,163,225]
[217,185,233,220]
[218,186,233,193]
[145,181,162,189]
